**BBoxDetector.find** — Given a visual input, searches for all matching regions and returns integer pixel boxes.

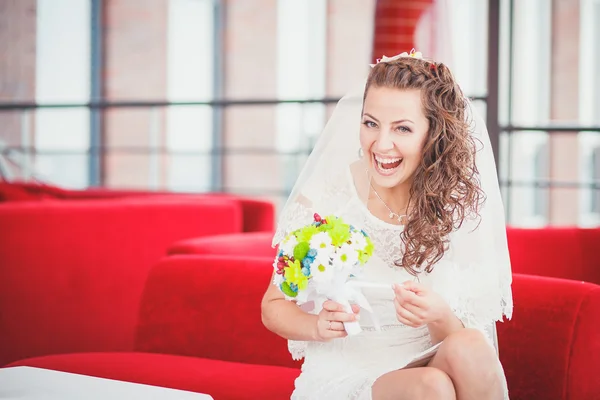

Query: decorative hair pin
[370,48,424,67]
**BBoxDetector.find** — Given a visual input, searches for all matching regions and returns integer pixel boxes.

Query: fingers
[316,317,348,341]
[398,301,425,319]
[394,298,423,328]
[323,300,360,314]
[393,284,427,308]
[327,321,346,331]
[317,300,360,341]
[323,300,345,312]
[328,311,358,323]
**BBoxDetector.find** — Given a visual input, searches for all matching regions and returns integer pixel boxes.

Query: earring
[358,147,364,158]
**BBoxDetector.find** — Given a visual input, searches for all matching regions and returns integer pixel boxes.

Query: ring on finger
[328,320,332,330]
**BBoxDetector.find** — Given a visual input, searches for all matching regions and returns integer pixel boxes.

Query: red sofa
[167,228,600,285]
[0,181,275,233]
[0,194,272,367]
[506,227,600,284]
[6,255,600,400]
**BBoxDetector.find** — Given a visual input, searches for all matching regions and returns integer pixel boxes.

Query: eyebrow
[363,113,414,125]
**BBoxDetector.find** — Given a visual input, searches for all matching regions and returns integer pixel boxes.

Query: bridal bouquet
[273,213,374,335]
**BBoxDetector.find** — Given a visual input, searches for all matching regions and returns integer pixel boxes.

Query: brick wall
[326,0,375,98]
[0,0,36,149]
[221,0,279,196]
[549,0,579,224]
[102,0,169,189]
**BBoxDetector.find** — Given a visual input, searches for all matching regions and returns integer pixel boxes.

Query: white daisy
[332,243,359,269]
[309,232,334,256]
[280,234,298,256]
[310,258,334,283]
[350,232,367,250]
[272,273,284,287]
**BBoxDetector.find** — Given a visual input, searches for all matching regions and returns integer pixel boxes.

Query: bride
[261,50,513,400]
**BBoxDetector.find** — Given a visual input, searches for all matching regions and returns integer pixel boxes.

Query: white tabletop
[0,366,213,400]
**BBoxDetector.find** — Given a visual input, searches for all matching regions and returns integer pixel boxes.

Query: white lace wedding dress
[283,170,510,400]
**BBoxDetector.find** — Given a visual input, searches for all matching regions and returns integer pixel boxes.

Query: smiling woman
[360,57,483,276]
[262,51,512,400]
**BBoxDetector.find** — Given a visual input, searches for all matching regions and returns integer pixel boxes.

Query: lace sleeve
[272,200,315,360]
[429,258,510,348]
[288,338,308,360]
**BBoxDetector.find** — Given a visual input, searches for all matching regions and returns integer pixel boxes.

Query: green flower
[293,242,310,261]
[364,237,374,256]
[280,281,297,297]
[284,259,308,290]
[325,216,351,246]
[357,237,374,265]
[296,225,319,243]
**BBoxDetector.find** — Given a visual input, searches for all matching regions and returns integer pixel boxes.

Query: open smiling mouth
[373,155,403,175]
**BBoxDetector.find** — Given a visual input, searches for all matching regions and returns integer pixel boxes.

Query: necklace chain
[369,181,407,223]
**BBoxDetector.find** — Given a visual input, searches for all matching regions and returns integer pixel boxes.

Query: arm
[427,307,464,344]
[261,272,359,342]
[260,276,320,341]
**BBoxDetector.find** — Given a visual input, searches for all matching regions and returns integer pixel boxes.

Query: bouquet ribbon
[302,279,392,336]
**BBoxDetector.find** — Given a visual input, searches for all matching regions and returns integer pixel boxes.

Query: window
[276,0,327,196]
[592,147,600,214]
[533,142,549,218]
[35,0,91,188]
[166,0,215,192]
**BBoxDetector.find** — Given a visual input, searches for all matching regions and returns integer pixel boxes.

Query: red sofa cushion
[168,231,276,257]
[135,255,300,370]
[0,182,276,233]
[507,227,600,284]
[0,182,56,201]
[6,352,299,400]
[0,198,243,367]
[498,274,600,400]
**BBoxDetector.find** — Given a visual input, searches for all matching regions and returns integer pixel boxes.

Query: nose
[376,129,394,151]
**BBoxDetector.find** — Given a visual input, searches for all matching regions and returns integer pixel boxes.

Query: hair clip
[370,49,424,68]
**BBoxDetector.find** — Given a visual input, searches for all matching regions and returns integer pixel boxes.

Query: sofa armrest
[0,199,242,367]
[498,274,600,400]
[134,255,300,370]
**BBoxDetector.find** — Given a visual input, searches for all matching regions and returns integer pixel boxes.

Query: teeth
[374,155,402,164]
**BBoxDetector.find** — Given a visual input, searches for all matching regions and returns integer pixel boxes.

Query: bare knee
[436,328,501,383]
[418,368,456,400]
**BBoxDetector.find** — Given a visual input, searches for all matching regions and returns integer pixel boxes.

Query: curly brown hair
[365,57,485,275]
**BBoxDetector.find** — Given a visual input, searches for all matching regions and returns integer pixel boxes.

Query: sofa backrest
[0,198,242,367]
[0,182,275,233]
[135,255,301,370]
[498,273,600,400]
[507,227,600,284]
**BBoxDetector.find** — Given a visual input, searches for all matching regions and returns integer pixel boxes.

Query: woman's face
[359,87,429,189]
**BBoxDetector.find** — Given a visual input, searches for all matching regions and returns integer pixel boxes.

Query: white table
[0,366,213,400]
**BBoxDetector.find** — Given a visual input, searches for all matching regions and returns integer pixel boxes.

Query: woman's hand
[314,300,360,342]
[393,281,453,328]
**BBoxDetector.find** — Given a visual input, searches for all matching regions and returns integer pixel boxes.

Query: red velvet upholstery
[507,227,600,284]
[168,231,276,257]
[498,274,600,400]
[0,182,275,233]
[6,255,599,399]
[168,228,600,284]
[0,182,58,201]
[0,198,243,367]
[135,255,300,370]
[6,352,298,400]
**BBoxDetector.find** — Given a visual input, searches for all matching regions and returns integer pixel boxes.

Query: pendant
[389,212,395,219]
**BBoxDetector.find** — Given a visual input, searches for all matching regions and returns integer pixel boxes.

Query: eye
[363,120,378,129]
[396,125,412,133]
